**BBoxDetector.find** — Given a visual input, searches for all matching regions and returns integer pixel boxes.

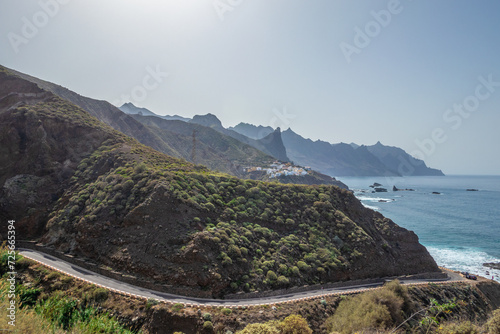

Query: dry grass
[0,297,66,334]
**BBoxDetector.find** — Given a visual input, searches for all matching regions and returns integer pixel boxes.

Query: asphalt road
[19,248,465,307]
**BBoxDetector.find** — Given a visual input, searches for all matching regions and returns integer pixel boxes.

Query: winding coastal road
[19,248,465,308]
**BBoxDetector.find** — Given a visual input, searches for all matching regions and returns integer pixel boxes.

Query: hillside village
[244,161,311,178]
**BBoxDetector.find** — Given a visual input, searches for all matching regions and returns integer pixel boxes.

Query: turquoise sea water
[338,175,500,282]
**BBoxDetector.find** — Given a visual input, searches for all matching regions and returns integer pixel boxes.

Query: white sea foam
[361,203,379,211]
[427,246,500,282]
[356,196,393,202]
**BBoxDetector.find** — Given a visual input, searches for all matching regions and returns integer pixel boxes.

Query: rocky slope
[4,68,182,159]
[119,106,290,164]
[190,114,290,162]
[0,66,439,299]
[4,67,288,179]
[129,113,276,176]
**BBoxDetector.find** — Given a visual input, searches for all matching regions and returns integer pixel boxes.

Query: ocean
[337,175,500,282]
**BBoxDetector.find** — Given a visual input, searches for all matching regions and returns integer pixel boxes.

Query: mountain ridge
[129,113,275,177]
[230,122,444,177]
[120,102,190,122]
[131,112,345,187]
[4,66,295,181]
[281,128,399,177]
[116,103,443,177]
[228,122,274,140]
[366,141,444,176]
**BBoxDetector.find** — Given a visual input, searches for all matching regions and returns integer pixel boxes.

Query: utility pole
[191,129,197,163]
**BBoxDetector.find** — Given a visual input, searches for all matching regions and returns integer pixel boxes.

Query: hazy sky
[1,0,500,175]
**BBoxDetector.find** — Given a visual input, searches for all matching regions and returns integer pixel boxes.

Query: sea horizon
[338,175,500,282]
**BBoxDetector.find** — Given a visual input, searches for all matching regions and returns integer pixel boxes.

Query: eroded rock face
[0,74,115,239]
[3,174,47,205]
[143,307,200,334]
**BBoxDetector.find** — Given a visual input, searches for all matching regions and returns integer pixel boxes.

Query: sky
[1,0,500,175]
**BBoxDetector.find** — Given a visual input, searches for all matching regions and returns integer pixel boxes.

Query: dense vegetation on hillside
[48,137,372,292]
[1,69,438,299]
[46,124,436,296]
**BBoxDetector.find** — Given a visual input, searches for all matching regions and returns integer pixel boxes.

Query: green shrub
[265,270,277,284]
[35,295,79,330]
[47,271,61,280]
[277,276,289,286]
[122,179,134,193]
[228,245,241,257]
[278,264,288,275]
[437,321,480,334]
[19,287,41,308]
[203,313,212,321]
[146,298,159,309]
[222,308,232,315]
[172,303,184,312]
[325,281,405,334]
[222,256,233,266]
[262,260,275,270]
[297,261,310,271]
[235,323,279,334]
[236,315,312,334]
[203,321,213,330]
[74,310,133,333]
[485,309,500,333]
[278,314,313,334]
[16,256,32,269]
[91,288,109,303]
[61,276,73,284]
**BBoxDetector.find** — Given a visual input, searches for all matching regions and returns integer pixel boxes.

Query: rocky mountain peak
[190,113,224,130]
